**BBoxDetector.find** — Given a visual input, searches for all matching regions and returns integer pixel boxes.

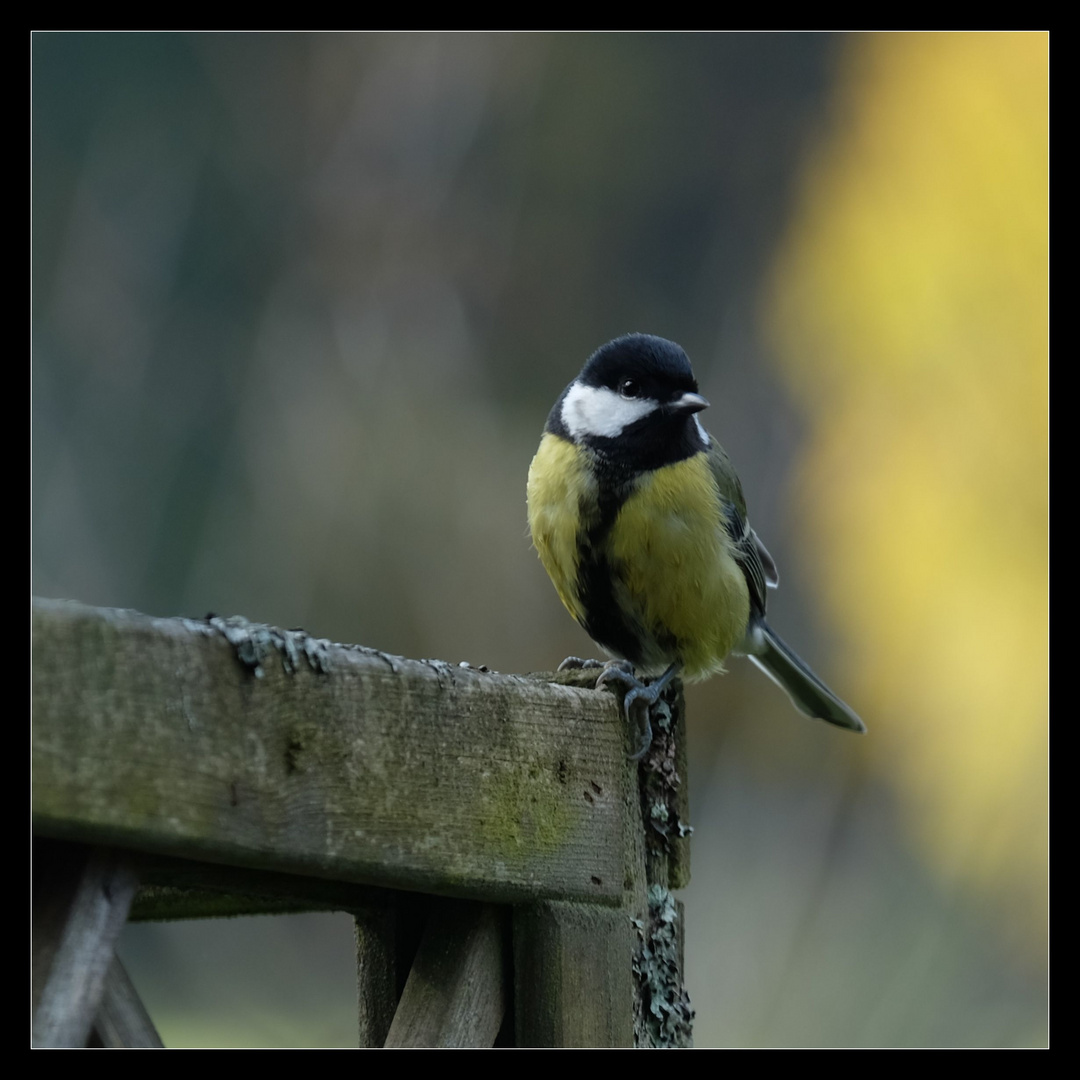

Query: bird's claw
[557,656,606,671]
[594,661,665,760]
[558,659,676,759]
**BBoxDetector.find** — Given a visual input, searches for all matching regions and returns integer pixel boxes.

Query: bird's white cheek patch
[561,382,657,440]
[694,416,710,449]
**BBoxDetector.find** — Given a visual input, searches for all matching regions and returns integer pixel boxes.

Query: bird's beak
[671,392,709,414]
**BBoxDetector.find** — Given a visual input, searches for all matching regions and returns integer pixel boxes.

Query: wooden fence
[31,598,693,1048]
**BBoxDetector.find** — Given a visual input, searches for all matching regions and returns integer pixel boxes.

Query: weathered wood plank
[32,599,628,904]
[513,901,636,1048]
[92,957,164,1048]
[384,900,508,1048]
[32,841,140,1048]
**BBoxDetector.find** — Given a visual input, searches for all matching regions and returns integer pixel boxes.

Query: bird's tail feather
[748,622,865,733]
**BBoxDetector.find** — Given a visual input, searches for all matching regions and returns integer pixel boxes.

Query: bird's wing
[706,438,773,618]
[752,528,779,589]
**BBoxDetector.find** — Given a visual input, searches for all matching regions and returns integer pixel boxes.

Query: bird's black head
[580,334,701,403]
[548,334,711,472]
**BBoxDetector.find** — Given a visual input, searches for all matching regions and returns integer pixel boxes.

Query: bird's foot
[595,661,680,761]
[557,656,607,671]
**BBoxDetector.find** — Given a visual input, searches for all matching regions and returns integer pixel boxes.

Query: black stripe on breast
[572,457,678,668]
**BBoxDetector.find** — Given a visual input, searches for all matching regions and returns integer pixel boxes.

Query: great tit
[527,333,864,756]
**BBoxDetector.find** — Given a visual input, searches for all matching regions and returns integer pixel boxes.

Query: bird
[526,333,864,757]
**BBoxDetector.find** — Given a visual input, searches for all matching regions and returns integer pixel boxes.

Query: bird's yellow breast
[527,433,596,625]
[527,433,750,680]
[609,454,749,679]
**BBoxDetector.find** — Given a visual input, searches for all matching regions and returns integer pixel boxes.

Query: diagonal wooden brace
[32,840,140,1048]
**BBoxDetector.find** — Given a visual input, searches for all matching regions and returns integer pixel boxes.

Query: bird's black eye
[619,379,641,399]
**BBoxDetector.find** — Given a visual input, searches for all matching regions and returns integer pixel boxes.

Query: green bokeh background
[32,32,1047,1047]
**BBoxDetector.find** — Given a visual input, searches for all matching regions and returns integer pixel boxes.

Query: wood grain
[32,599,629,904]
[384,900,507,1048]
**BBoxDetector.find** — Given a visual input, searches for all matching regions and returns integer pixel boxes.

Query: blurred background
[32,31,1047,1047]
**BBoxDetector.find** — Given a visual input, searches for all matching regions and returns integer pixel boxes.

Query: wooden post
[355,906,400,1048]
[514,901,637,1047]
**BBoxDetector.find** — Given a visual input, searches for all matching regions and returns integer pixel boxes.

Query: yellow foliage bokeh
[769,32,1048,954]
